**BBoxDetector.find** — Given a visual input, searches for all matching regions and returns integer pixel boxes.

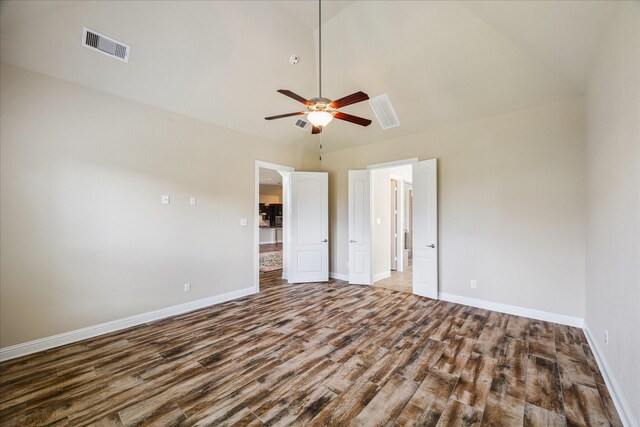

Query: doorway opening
[348,158,437,298]
[371,164,414,294]
[254,161,293,292]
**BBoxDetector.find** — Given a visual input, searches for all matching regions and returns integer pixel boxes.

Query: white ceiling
[259,168,283,186]
[0,1,619,152]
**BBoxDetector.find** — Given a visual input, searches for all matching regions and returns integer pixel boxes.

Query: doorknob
[426,244,435,248]
[322,239,328,242]
[349,240,357,243]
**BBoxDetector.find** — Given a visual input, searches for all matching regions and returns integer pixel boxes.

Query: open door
[412,159,438,298]
[348,170,372,285]
[289,172,328,283]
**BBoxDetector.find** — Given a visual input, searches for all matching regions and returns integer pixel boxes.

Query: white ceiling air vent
[82,27,130,63]
[293,117,311,131]
[369,94,400,129]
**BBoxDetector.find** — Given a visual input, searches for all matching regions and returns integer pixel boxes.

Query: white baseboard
[373,271,391,283]
[0,286,256,362]
[329,272,349,281]
[438,292,584,328]
[583,323,638,427]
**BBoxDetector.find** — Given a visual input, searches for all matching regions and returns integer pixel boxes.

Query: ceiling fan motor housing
[308,97,335,113]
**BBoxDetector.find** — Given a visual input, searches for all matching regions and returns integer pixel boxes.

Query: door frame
[367,158,420,171]
[254,160,294,292]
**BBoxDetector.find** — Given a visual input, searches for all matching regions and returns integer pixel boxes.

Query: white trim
[367,157,419,170]
[330,272,349,281]
[438,292,584,328]
[373,271,391,283]
[255,160,295,172]
[583,323,638,427]
[0,287,255,362]
[255,161,294,293]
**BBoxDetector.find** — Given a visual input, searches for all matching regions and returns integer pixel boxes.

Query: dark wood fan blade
[264,112,305,120]
[330,91,369,108]
[311,126,322,134]
[334,112,372,127]
[277,89,312,106]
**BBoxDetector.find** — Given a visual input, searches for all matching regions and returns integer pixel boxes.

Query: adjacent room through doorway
[371,164,414,294]
[258,167,284,288]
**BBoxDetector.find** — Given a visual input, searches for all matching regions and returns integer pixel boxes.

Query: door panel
[289,172,328,283]
[412,159,438,298]
[348,170,372,285]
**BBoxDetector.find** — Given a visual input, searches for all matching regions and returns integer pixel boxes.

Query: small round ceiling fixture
[289,54,299,65]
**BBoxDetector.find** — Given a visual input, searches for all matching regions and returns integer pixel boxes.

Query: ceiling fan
[264,0,372,135]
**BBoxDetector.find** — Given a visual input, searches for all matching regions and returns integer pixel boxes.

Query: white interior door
[348,170,372,285]
[289,172,328,283]
[412,159,438,298]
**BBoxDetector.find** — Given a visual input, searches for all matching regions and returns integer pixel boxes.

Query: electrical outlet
[604,329,608,345]
[470,280,477,289]
[184,283,191,292]
[190,196,197,206]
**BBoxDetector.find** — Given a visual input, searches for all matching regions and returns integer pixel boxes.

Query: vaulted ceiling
[0,0,619,152]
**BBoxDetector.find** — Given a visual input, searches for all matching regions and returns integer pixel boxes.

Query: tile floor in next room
[0,270,622,426]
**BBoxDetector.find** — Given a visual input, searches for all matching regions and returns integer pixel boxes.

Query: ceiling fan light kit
[307,98,335,127]
[265,0,372,135]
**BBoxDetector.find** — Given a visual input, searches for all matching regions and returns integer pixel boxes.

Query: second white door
[412,159,438,298]
[289,172,329,283]
[348,170,372,285]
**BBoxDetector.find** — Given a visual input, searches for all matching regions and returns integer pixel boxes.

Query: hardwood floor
[0,271,622,426]
[373,266,413,294]
[259,243,282,254]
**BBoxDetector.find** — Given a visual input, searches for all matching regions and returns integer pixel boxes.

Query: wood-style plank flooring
[1,271,622,426]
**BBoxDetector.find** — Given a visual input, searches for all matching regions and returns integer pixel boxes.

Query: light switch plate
[240,218,248,226]
[161,195,170,205]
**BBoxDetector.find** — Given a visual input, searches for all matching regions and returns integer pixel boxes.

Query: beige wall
[585,2,640,422]
[322,97,586,318]
[0,64,318,347]
[259,184,282,205]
